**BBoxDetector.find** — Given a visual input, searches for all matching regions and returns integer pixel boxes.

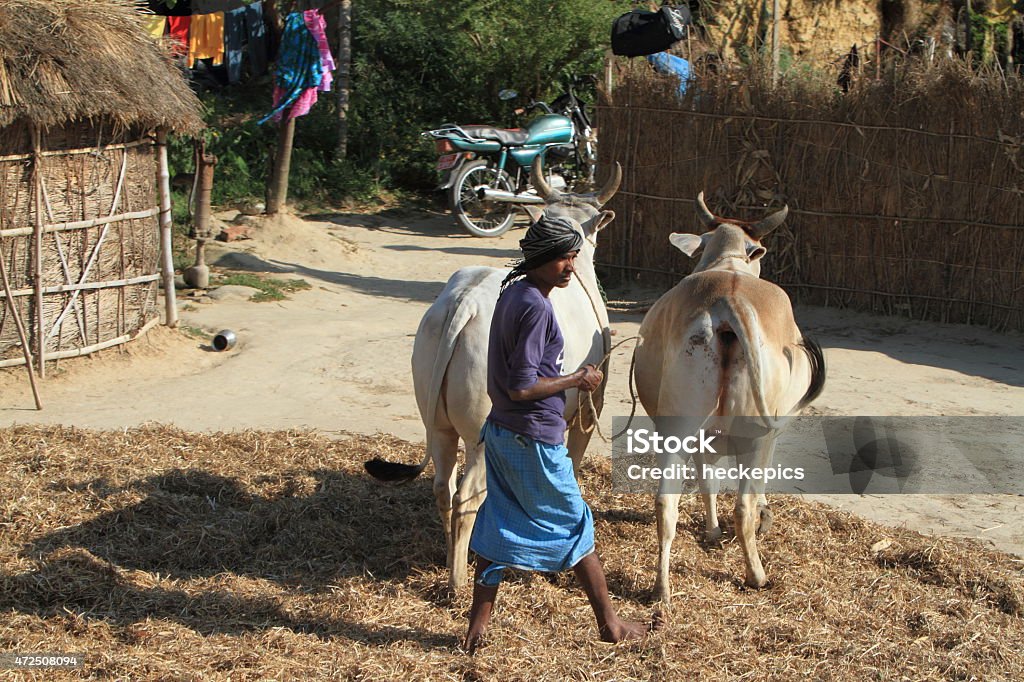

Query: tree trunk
[336,0,352,159]
[266,115,296,215]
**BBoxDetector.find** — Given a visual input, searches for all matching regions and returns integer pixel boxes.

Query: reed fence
[596,59,1024,332]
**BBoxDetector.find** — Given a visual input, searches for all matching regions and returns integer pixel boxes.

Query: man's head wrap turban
[499,216,583,293]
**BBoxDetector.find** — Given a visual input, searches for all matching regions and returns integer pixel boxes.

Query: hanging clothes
[167,15,191,57]
[304,9,335,93]
[223,5,247,84]
[284,9,337,119]
[258,12,321,124]
[142,15,167,39]
[188,12,225,68]
[245,1,268,77]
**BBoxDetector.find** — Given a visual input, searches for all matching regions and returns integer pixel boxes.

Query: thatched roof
[0,0,204,134]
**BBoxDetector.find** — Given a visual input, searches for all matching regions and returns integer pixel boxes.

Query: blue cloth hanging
[258,11,322,124]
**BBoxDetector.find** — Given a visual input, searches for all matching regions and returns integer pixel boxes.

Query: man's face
[531,250,579,289]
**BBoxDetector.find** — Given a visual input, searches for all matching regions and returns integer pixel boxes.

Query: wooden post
[876,34,882,79]
[30,124,45,378]
[605,49,614,100]
[965,0,972,56]
[266,114,296,215]
[155,128,178,328]
[0,240,42,409]
[771,0,781,85]
[335,0,352,159]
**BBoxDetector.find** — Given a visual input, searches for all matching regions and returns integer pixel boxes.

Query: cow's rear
[635,195,825,599]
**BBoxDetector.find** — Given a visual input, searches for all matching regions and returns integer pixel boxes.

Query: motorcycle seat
[462,125,531,146]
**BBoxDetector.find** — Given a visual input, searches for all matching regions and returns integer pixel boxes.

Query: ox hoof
[449,571,469,591]
[654,583,673,605]
[756,506,773,537]
[744,570,768,589]
[705,526,723,544]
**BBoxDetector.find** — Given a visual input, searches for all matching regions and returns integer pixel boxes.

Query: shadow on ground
[3,467,457,644]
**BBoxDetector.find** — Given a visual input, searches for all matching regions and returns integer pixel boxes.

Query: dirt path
[2,207,1022,556]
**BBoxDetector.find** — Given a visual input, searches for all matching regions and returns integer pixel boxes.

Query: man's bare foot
[464,627,486,655]
[599,611,664,643]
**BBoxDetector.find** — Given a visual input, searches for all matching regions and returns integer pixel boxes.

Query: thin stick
[0,315,160,368]
[38,173,87,344]
[156,128,178,327]
[46,151,129,341]
[0,239,42,408]
[0,138,152,163]
[0,207,160,238]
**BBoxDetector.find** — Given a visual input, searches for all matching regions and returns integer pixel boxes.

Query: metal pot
[212,330,237,351]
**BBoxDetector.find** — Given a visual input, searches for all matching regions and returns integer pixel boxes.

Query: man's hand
[508,364,604,401]
[575,364,603,392]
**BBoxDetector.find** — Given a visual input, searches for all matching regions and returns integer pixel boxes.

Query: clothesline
[148,0,336,17]
[143,1,269,85]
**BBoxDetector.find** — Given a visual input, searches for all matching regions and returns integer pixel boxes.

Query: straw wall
[0,120,161,368]
[596,60,1024,332]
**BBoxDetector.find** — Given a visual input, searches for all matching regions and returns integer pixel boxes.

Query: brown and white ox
[365,158,620,589]
[634,194,825,599]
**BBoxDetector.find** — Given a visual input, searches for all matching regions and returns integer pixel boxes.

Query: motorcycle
[422,77,598,237]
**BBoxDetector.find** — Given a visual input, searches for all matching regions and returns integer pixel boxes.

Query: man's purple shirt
[487,279,567,445]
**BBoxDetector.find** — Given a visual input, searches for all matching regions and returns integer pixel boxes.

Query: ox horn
[531,156,560,201]
[695,192,717,228]
[594,162,622,206]
[749,204,789,240]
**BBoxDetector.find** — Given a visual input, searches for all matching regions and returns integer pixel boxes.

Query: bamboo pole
[38,173,88,344]
[771,0,781,86]
[0,207,160,238]
[31,125,45,378]
[46,187,126,340]
[0,239,42,408]
[0,315,160,368]
[0,138,153,164]
[155,128,178,328]
[1,273,162,297]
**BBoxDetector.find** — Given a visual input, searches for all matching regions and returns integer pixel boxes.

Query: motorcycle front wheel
[449,160,516,237]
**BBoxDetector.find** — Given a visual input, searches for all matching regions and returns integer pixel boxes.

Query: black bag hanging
[611,6,691,57]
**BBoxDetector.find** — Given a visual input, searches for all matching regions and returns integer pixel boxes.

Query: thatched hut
[0,0,203,383]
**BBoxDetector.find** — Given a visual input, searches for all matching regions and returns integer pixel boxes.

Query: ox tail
[363,295,476,483]
[796,336,826,410]
[715,300,785,431]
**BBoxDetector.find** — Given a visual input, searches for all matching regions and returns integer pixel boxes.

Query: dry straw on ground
[0,425,1021,680]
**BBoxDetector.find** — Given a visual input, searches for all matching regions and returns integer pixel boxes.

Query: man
[464,216,657,653]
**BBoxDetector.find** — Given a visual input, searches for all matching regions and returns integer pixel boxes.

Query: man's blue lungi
[469,421,595,586]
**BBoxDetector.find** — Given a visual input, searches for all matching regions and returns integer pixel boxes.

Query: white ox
[634,194,825,599]
[365,158,620,588]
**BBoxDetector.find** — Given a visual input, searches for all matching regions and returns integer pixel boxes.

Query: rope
[566,334,641,443]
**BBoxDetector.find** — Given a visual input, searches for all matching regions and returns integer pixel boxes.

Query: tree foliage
[177,0,632,203]
[347,0,632,189]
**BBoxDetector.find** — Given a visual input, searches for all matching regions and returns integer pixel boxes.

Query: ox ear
[592,210,615,235]
[522,205,544,222]
[746,242,767,261]
[669,232,704,257]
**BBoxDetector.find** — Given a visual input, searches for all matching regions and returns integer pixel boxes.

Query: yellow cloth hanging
[188,12,225,68]
[142,15,166,40]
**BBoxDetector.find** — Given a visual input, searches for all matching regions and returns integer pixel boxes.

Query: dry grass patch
[0,426,1021,680]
